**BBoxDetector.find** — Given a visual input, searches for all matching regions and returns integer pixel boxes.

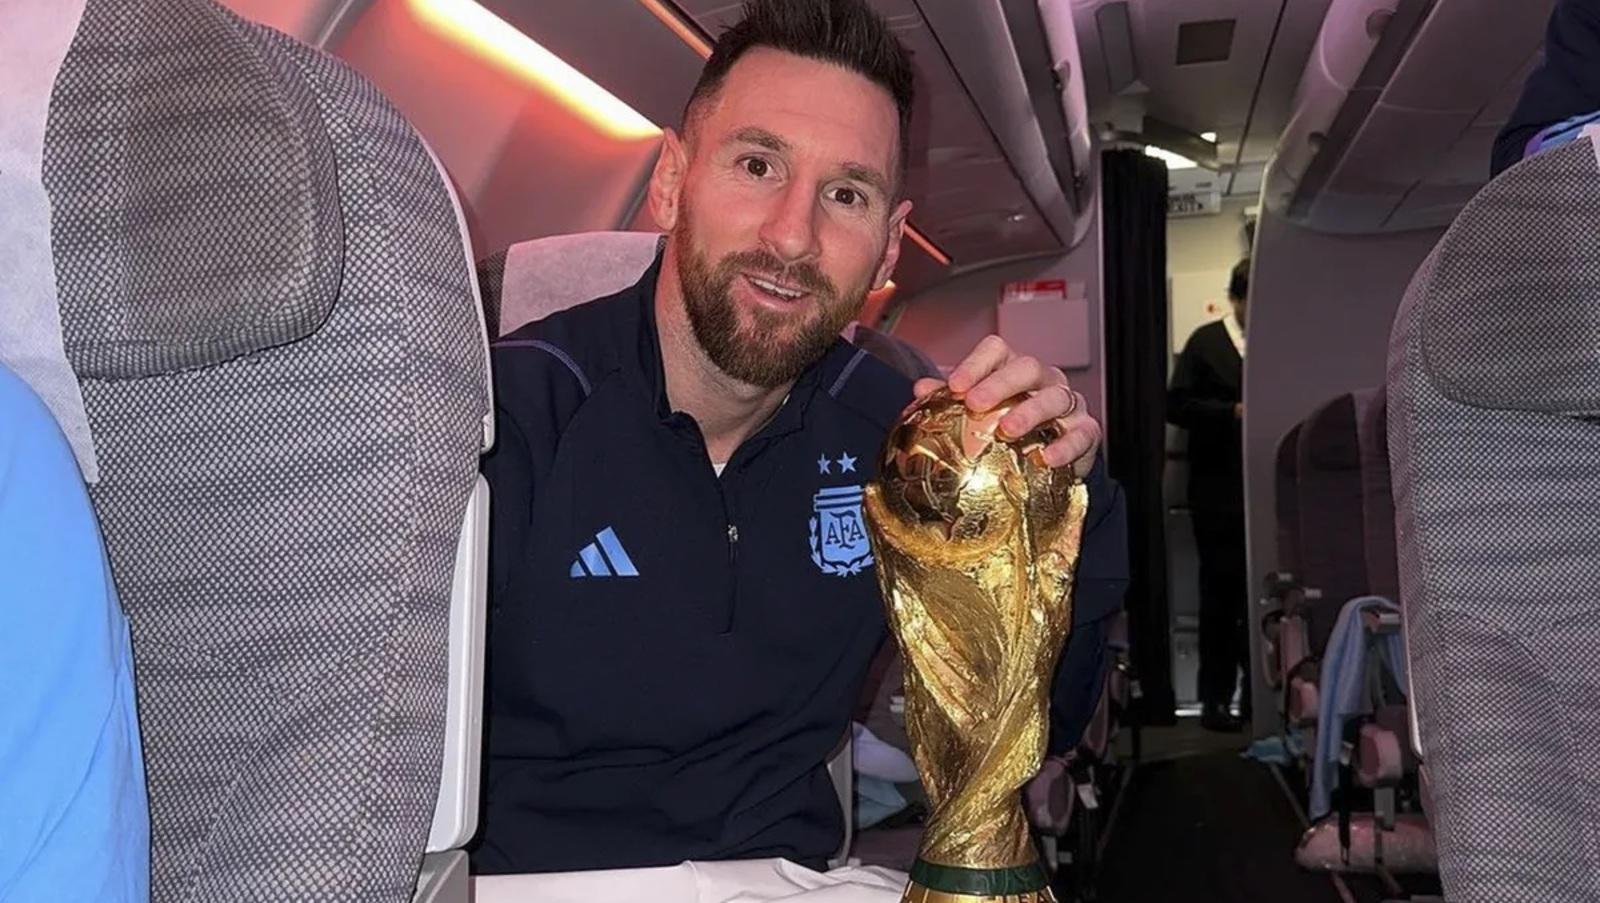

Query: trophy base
[901,859,1057,903]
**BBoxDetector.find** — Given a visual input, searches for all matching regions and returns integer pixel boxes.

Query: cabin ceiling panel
[1473,54,1540,128]
[1288,0,1553,233]
[234,0,1082,292]
[1069,0,1329,171]
[1380,0,1551,114]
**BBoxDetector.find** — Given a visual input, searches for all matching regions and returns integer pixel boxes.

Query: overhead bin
[1266,0,1554,234]
[917,0,1096,252]
[1036,0,1097,245]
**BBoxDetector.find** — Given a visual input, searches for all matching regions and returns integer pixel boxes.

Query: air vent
[1176,19,1236,65]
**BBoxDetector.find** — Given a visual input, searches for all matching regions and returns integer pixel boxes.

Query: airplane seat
[1296,390,1435,877]
[1023,608,1132,888]
[1351,390,1422,785]
[1358,393,1400,605]
[41,0,492,899]
[1283,394,1371,731]
[477,231,665,340]
[1261,422,1305,690]
[1388,130,1600,903]
[1296,394,1371,650]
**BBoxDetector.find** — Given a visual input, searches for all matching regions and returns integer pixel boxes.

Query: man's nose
[758,180,821,266]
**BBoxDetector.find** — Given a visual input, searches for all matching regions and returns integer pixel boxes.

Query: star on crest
[817,454,832,474]
[838,453,858,473]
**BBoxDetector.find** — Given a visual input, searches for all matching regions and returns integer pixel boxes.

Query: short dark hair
[1229,258,1250,301]
[683,0,915,186]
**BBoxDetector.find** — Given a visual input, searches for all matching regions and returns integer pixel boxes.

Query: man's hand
[913,335,1102,478]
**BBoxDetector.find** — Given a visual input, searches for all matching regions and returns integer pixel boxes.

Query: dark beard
[673,222,868,389]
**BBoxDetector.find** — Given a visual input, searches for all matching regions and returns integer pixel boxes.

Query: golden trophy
[863,388,1089,903]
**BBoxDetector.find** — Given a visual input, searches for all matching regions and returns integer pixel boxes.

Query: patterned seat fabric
[43,0,489,898]
[1389,133,1600,903]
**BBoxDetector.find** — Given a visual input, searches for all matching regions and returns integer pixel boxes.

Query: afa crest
[810,485,874,577]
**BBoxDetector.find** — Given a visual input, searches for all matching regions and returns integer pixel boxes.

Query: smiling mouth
[744,273,810,302]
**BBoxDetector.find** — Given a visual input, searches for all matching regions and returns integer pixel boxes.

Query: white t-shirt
[1224,311,1247,359]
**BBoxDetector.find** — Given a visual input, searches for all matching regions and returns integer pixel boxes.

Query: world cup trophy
[863,388,1089,903]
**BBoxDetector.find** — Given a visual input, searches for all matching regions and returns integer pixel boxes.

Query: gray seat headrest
[1417,134,1600,416]
[1300,393,1361,471]
[479,232,663,338]
[45,0,342,379]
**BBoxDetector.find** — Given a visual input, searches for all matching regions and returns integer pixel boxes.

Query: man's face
[654,48,912,388]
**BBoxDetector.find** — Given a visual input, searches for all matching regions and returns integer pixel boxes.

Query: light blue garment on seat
[1308,595,1407,821]
[1526,110,1600,158]
[0,363,149,902]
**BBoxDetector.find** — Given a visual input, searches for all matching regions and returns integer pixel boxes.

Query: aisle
[1093,751,1345,903]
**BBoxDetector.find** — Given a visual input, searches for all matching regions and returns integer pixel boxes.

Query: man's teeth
[750,276,805,299]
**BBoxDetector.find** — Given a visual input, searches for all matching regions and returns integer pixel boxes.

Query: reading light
[409,0,662,141]
[1144,145,1198,170]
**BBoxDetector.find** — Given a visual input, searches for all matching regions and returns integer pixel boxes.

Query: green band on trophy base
[908,859,1050,896]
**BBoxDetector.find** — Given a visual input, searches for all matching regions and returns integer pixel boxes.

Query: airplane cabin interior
[4,0,1593,901]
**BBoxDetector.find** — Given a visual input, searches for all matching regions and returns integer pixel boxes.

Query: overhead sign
[1001,279,1072,303]
[1168,188,1222,217]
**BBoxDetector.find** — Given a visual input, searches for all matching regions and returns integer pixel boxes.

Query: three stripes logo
[569,526,639,578]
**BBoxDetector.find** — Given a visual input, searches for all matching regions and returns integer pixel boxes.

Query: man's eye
[832,187,863,207]
[743,158,770,178]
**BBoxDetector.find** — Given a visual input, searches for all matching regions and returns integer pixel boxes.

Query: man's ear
[872,198,914,289]
[648,128,690,231]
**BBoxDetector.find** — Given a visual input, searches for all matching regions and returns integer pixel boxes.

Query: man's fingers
[912,377,945,400]
[1040,416,1100,476]
[997,384,1076,440]
[946,335,1011,395]
[965,354,1051,412]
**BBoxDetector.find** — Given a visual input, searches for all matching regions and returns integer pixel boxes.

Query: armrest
[1361,609,1402,636]
[1352,724,1403,788]
[1283,586,1322,615]
[1262,570,1300,603]
[827,732,853,869]
[414,851,469,903]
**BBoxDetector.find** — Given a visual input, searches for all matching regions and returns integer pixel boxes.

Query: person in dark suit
[1493,0,1600,177]
[1168,259,1249,732]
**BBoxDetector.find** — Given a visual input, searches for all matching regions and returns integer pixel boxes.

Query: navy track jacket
[473,252,1128,874]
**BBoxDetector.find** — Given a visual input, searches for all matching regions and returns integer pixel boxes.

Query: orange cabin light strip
[635,0,953,268]
[635,0,715,59]
[408,0,662,141]
[903,226,951,267]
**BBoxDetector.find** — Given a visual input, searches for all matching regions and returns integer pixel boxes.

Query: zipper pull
[727,524,739,544]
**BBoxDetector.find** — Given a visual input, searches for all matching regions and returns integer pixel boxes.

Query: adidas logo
[569,526,639,578]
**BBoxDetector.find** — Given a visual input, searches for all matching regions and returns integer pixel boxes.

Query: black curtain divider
[1101,149,1177,725]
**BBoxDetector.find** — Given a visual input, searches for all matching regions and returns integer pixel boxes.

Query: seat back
[478,231,664,340]
[43,0,491,897]
[1295,393,1371,653]
[1388,132,1600,903]
[1275,422,1304,578]
[1355,389,1399,604]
